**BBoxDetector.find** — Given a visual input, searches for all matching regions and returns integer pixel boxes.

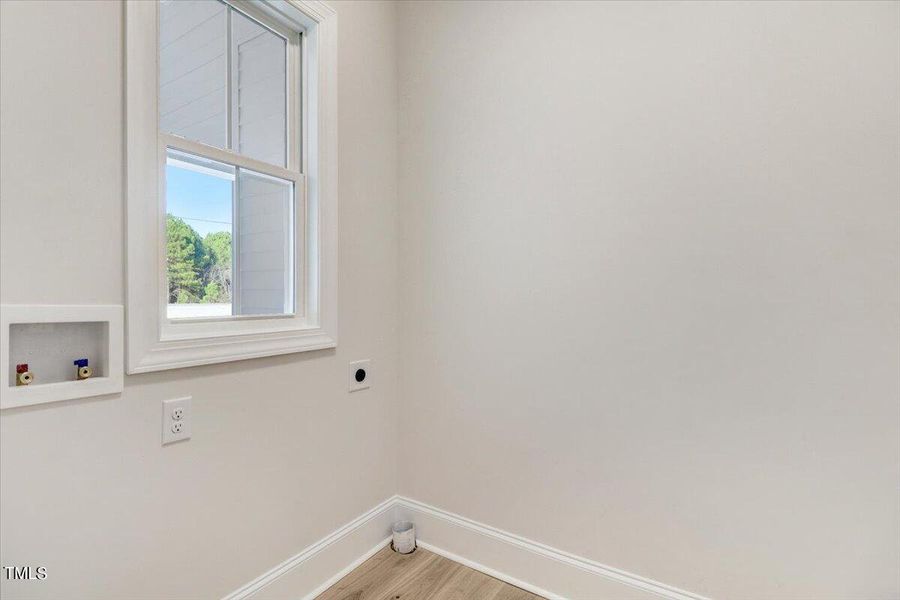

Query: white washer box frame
[125,0,338,373]
[0,305,124,410]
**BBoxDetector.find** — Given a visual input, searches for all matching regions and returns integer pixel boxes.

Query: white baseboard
[415,540,562,600]
[225,495,708,600]
[297,536,391,600]
[223,496,396,600]
[395,496,710,600]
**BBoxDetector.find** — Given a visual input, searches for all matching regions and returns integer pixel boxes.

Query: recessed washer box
[1,305,124,409]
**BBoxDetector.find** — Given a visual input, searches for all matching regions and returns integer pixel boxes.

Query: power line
[179,216,232,226]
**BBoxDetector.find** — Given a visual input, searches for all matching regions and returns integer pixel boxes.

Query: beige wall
[2,1,899,598]
[0,1,399,598]
[397,1,900,599]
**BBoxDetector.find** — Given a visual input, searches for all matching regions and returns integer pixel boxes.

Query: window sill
[127,326,335,374]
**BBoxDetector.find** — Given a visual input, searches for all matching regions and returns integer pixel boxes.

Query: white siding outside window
[159,0,227,149]
[237,170,292,315]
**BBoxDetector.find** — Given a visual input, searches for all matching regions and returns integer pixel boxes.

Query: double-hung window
[126,0,337,373]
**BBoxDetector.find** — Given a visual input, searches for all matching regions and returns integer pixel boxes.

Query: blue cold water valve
[74,358,93,380]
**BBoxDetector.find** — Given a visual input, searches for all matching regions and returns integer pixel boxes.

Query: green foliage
[166,215,205,303]
[166,214,232,305]
[175,289,200,304]
[202,282,222,303]
[202,230,231,303]
[204,231,231,266]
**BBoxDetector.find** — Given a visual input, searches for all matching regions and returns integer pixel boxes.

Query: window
[160,1,294,319]
[126,0,337,373]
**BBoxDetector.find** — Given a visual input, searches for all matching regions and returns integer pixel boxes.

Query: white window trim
[126,0,337,373]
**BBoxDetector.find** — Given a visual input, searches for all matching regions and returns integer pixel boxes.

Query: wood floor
[316,545,544,600]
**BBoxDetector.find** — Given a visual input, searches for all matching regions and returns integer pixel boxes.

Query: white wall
[2,1,899,598]
[397,2,900,599]
[0,1,399,598]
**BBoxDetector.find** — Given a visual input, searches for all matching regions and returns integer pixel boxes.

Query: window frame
[126,0,337,373]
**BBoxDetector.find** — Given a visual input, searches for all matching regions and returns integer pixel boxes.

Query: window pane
[236,169,293,315]
[159,0,228,149]
[166,149,235,319]
[232,9,287,167]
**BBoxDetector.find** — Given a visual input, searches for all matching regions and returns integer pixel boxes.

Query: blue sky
[166,164,233,237]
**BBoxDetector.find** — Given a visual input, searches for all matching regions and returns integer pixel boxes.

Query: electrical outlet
[162,397,191,445]
[349,359,372,392]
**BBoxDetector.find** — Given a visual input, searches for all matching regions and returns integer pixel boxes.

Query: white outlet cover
[349,360,372,392]
[162,396,191,445]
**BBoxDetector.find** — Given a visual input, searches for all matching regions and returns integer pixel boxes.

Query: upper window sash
[159,0,302,174]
